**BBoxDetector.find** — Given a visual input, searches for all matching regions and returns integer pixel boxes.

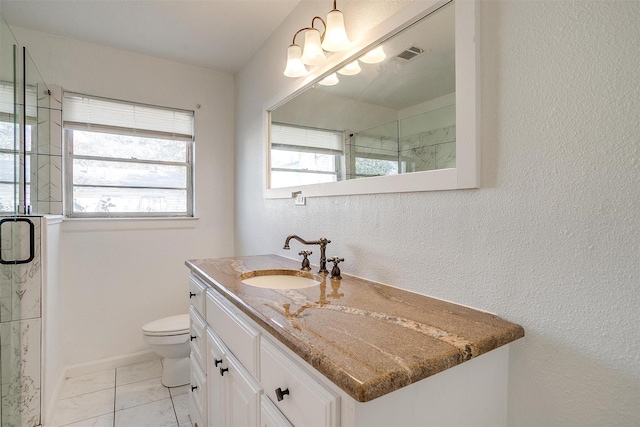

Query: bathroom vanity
[186,255,524,427]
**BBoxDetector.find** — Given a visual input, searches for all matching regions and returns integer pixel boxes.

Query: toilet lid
[142,314,190,336]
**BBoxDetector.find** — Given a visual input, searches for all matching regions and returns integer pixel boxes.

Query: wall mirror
[266,0,478,198]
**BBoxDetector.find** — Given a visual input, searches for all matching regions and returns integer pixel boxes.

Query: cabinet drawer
[261,338,339,427]
[189,274,207,316]
[189,355,207,424]
[189,305,207,369]
[206,289,259,377]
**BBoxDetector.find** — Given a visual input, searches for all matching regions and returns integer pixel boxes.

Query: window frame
[63,93,195,219]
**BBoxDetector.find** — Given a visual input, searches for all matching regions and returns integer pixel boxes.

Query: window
[270,123,343,188]
[63,93,194,217]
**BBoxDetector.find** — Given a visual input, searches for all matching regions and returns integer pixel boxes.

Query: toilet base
[161,356,190,387]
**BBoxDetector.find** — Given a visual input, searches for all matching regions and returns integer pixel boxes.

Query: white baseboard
[64,349,161,378]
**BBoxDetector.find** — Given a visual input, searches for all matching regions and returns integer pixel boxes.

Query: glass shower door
[0,14,19,426]
[0,15,43,427]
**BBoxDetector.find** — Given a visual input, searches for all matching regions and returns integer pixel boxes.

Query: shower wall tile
[436,141,456,169]
[50,201,63,215]
[0,318,42,427]
[36,156,50,201]
[49,101,62,156]
[36,155,62,203]
[402,145,436,172]
[399,124,456,172]
[49,155,62,201]
[0,216,41,323]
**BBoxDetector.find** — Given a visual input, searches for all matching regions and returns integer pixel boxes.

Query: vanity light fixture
[318,72,339,86]
[359,46,386,64]
[301,18,328,65]
[337,59,361,76]
[284,1,351,77]
[321,0,351,52]
[283,43,308,77]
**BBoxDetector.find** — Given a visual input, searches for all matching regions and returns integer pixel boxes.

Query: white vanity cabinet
[188,274,209,427]
[188,266,516,427]
[188,274,340,427]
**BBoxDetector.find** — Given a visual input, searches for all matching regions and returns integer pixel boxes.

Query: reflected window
[270,123,343,188]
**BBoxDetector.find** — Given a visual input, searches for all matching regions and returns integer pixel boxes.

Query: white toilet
[142,314,190,387]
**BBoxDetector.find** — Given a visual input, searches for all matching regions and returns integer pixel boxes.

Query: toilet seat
[142,314,190,336]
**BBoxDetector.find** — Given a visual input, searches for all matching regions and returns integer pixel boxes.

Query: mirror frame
[265,0,478,199]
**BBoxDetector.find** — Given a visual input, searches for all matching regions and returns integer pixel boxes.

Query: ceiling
[0,0,302,74]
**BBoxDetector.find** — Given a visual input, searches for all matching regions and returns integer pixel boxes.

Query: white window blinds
[271,123,343,152]
[63,92,194,140]
[0,84,37,120]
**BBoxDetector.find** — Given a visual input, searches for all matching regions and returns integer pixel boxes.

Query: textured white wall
[236,0,640,425]
[12,27,236,366]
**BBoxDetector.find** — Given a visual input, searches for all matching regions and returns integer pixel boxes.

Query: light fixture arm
[291,16,327,46]
[291,27,311,46]
[311,16,327,41]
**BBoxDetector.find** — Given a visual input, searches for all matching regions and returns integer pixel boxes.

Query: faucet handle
[328,256,344,280]
[298,251,312,271]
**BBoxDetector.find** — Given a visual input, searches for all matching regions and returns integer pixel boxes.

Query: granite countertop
[186,255,524,402]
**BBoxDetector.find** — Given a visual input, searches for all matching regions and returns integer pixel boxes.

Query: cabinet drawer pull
[275,387,290,401]
[190,335,197,341]
[189,292,197,298]
[220,367,229,376]
[191,385,198,392]
[214,358,222,367]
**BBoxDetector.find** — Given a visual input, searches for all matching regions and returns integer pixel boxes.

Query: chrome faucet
[283,235,331,274]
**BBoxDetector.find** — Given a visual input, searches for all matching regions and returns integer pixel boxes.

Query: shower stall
[1,14,60,427]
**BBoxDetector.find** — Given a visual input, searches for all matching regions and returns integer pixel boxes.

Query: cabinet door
[226,353,262,427]
[208,327,263,427]
[190,356,207,426]
[207,329,227,427]
[260,395,293,427]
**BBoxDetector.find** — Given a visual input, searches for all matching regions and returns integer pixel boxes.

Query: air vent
[396,46,425,61]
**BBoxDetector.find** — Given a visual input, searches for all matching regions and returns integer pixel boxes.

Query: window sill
[61,216,199,232]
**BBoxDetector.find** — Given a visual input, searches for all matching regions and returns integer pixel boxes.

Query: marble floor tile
[115,377,171,411]
[172,393,190,425]
[114,397,178,427]
[53,389,115,427]
[115,359,162,386]
[59,413,114,427]
[169,384,189,397]
[52,360,193,427]
[61,369,116,399]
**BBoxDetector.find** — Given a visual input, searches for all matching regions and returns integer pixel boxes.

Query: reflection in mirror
[270,1,455,189]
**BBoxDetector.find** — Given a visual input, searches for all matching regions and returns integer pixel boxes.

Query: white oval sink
[239,269,322,290]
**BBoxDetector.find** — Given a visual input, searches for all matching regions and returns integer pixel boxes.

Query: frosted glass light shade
[321,9,351,52]
[284,45,308,77]
[360,46,386,64]
[301,29,327,65]
[337,60,361,76]
[318,73,339,86]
